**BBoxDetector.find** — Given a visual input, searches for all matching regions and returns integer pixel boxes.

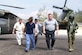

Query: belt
[15,30,22,32]
[45,29,55,32]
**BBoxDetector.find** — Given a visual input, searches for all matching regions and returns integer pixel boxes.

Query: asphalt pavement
[0,27,82,55]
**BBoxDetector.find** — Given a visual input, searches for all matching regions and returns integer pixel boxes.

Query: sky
[0,0,82,19]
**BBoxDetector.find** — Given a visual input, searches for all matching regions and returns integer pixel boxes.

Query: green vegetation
[39,18,47,22]
[74,10,82,22]
[53,11,57,19]
[37,6,82,22]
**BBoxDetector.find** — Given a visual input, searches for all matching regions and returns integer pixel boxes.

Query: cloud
[16,9,53,19]
[3,0,16,1]
[17,13,27,19]
[43,0,54,3]
[26,10,39,18]
[16,10,38,19]
[1,0,82,19]
[66,0,82,11]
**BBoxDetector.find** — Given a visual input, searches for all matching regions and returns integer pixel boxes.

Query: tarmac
[0,27,82,55]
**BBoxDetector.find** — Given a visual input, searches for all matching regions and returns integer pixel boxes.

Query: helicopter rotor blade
[53,6,63,9]
[0,4,25,9]
[64,0,67,7]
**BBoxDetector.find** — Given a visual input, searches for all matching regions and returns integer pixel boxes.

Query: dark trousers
[35,35,38,45]
[45,30,55,49]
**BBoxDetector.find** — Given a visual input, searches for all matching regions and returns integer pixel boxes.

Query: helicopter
[53,0,73,29]
[0,4,24,34]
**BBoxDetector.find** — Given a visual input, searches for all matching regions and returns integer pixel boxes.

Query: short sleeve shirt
[43,18,58,31]
[25,22,35,34]
[14,22,25,32]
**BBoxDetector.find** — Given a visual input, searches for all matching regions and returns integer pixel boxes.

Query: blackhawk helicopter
[0,4,24,34]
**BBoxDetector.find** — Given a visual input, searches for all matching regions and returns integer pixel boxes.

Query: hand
[34,33,36,37]
[43,31,46,35]
[22,32,25,35]
[55,31,58,35]
[12,31,15,34]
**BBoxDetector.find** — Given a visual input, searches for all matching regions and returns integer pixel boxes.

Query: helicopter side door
[0,18,8,34]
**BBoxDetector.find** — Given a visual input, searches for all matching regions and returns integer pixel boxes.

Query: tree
[37,6,48,22]
[53,11,57,19]
[74,10,82,22]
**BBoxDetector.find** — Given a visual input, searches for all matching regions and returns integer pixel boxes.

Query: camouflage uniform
[67,16,78,52]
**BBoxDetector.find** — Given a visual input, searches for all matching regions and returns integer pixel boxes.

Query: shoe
[51,47,54,50]
[32,48,35,50]
[19,45,21,46]
[69,49,74,52]
[25,50,29,52]
[47,48,51,50]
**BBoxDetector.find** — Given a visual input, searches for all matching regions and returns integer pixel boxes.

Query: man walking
[43,13,59,50]
[12,19,25,46]
[34,19,42,45]
[25,17,36,52]
[67,15,78,52]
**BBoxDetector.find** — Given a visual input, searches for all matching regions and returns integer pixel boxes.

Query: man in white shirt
[34,19,42,45]
[12,19,25,46]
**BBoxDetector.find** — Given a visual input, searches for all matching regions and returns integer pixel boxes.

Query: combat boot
[69,49,74,52]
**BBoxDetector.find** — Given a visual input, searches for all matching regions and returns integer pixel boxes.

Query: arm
[56,25,59,31]
[43,20,46,34]
[55,20,59,35]
[34,28,36,36]
[43,25,46,34]
[33,23,36,37]
[38,23,42,27]
[22,24,25,34]
[55,25,59,35]
[73,22,78,33]
[75,22,78,30]
[12,23,16,34]
[12,28,16,34]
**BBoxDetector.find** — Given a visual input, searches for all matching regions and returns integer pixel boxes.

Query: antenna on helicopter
[0,4,25,9]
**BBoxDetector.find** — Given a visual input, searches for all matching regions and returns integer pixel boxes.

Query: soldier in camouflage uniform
[67,15,78,52]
